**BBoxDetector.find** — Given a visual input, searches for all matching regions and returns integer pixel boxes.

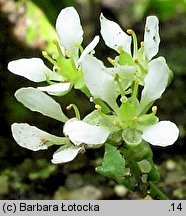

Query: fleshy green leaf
[96,143,125,180]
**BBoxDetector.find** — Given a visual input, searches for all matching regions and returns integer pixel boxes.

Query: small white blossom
[8,7,99,95]
[11,117,109,163]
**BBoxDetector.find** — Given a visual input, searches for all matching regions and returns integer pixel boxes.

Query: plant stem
[148,181,169,200]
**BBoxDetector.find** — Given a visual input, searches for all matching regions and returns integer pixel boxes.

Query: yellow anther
[107,57,115,66]
[95,104,102,111]
[127,29,134,35]
[152,106,157,114]
[114,73,120,81]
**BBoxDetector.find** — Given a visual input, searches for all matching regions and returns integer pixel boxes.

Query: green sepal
[119,49,134,66]
[122,128,142,145]
[56,57,78,82]
[96,143,126,180]
[83,110,120,132]
[167,69,173,87]
[137,113,159,131]
[118,101,136,122]
[107,131,123,146]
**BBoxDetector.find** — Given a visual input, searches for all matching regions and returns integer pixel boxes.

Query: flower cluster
[8,7,179,167]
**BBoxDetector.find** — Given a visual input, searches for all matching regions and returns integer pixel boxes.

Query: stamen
[74,42,83,54]
[66,104,81,120]
[152,106,157,115]
[134,59,145,73]
[52,39,64,57]
[107,57,115,66]
[65,50,71,59]
[114,74,125,97]
[127,29,138,59]
[120,96,128,103]
[95,104,102,111]
[42,51,56,65]
[53,66,61,73]
[131,80,139,106]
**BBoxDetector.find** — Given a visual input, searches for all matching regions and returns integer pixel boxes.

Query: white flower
[142,121,179,147]
[144,16,160,61]
[8,7,99,96]
[12,87,110,163]
[11,118,110,164]
[138,57,170,114]
[100,13,131,55]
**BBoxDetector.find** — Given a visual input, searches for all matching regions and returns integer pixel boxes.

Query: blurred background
[0,0,186,199]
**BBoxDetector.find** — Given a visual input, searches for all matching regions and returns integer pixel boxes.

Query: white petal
[56,7,83,62]
[78,35,100,64]
[139,57,169,113]
[15,87,68,122]
[144,16,160,61]
[142,121,179,146]
[37,82,71,95]
[100,14,131,55]
[11,123,64,151]
[63,118,110,145]
[8,58,62,82]
[51,146,81,164]
[81,55,118,110]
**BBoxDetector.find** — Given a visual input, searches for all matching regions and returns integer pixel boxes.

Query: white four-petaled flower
[11,88,110,163]
[8,7,99,96]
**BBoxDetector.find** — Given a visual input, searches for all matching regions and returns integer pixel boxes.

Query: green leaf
[96,143,125,180]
